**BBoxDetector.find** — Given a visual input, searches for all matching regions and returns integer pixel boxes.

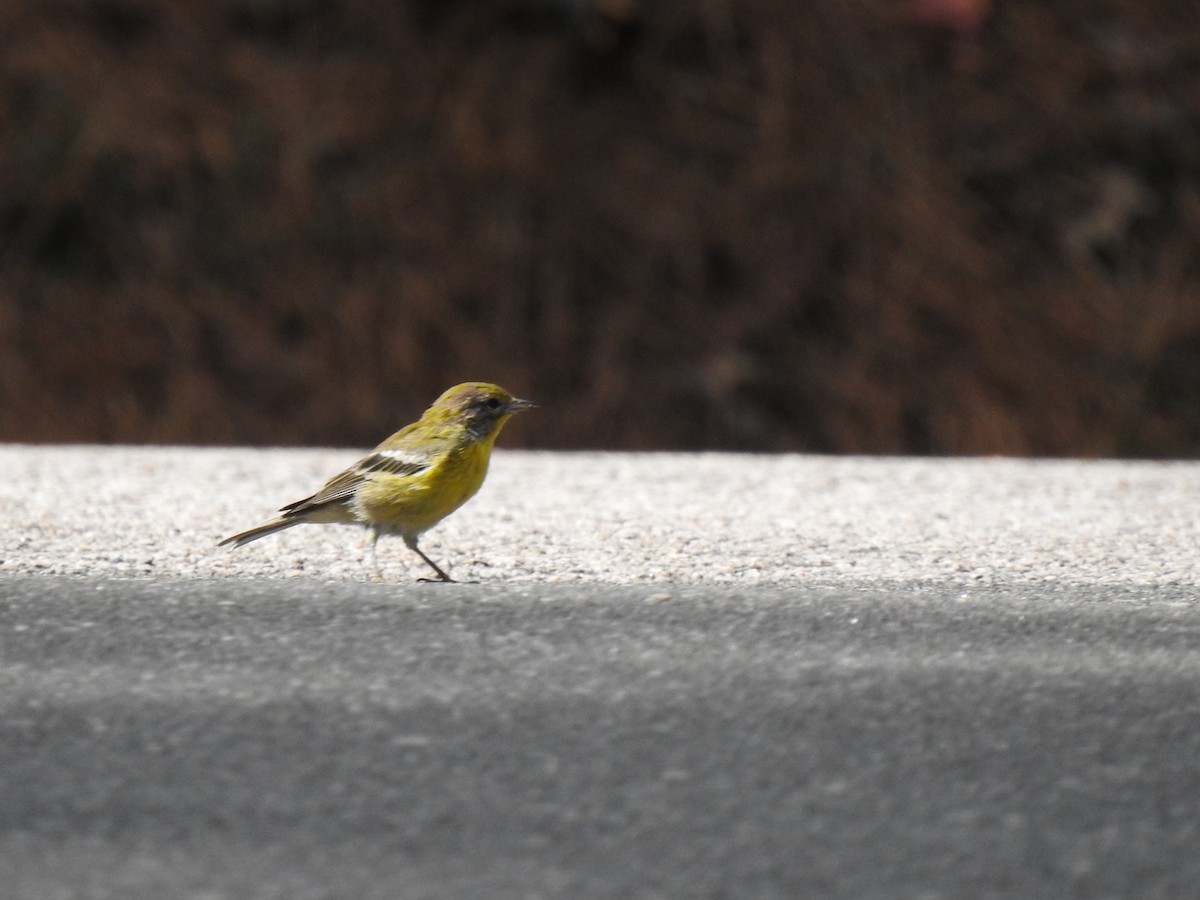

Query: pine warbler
[219,382,533,582]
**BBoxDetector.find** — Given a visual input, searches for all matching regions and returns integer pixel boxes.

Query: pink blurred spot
[901,0,991,35]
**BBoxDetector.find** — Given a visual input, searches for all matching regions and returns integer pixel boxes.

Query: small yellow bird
[219,382,534,582]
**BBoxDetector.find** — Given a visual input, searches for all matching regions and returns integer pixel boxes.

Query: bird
[219,382,534,582]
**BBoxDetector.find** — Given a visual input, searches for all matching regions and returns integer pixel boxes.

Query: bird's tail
[218,517,300,548]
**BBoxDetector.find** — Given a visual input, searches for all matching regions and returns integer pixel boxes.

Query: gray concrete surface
[2,446,1198,585]
[2,447,1199,898]
[2,576,1199,900]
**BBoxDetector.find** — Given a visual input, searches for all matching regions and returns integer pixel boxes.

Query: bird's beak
[507,397,536,413]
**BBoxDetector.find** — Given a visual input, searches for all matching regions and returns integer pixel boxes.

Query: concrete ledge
[2,446,1197,586]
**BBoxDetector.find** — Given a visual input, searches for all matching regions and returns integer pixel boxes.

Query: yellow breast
[354,439,492,537]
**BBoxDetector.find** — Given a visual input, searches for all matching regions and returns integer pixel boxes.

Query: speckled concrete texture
[2,446,1197,585]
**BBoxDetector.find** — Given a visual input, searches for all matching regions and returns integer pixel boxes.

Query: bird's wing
[280,448,433,514]
[357,447,434,478]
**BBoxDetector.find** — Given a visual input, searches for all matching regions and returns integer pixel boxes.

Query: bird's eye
[484,397,502,410]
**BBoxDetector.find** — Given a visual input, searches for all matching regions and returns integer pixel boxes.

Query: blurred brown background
[1,0,1198,454]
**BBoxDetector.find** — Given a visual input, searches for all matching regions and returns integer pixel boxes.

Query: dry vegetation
[1,0,1198,454]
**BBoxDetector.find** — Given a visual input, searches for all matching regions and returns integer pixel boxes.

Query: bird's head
[424,382,535,440]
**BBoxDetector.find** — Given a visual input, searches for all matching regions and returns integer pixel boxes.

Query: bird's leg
[369,528,384,583]
[405,535,454,583]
